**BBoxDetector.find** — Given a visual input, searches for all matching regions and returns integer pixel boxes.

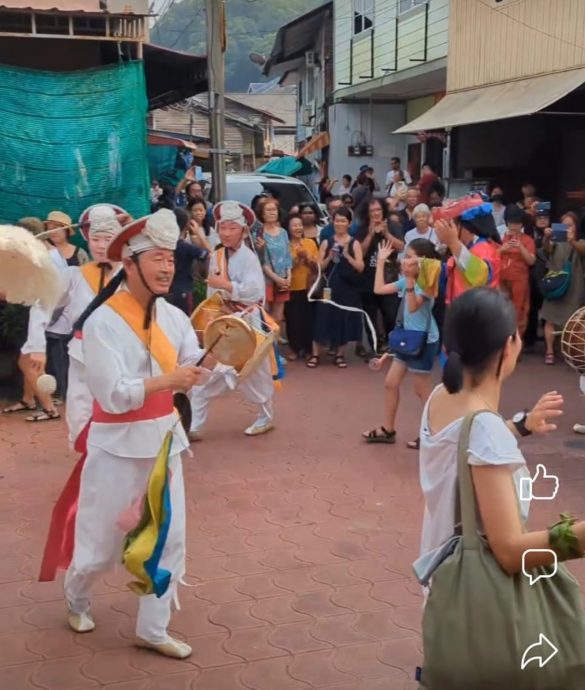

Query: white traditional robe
[64,294,205,644]
[189,243,275,432]
[22,259,121,443]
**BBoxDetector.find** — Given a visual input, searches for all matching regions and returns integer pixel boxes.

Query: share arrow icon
[521,634,559,670]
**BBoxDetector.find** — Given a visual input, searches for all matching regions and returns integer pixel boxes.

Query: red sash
[39,292,177,582]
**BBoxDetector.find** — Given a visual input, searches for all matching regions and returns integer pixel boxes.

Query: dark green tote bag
[419,411,585,690]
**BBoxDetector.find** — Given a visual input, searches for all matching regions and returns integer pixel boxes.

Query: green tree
[153,0,323,91]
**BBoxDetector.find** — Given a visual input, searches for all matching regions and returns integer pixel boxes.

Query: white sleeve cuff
[454,244,472,271]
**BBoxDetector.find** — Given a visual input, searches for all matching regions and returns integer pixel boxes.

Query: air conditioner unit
[305,51,316,68]
[301,105,313,126]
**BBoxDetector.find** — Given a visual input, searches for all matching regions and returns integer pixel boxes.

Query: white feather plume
[0,225,63,311]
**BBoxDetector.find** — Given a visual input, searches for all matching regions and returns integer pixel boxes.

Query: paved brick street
[1,354,585,690]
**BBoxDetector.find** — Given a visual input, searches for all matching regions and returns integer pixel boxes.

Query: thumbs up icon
[520,464,560,501]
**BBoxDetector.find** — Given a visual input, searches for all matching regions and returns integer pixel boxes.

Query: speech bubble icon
[522,549,558,585]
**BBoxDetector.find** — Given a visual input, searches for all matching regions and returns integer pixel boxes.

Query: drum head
[190,292,224,334]
[204,315,257,370]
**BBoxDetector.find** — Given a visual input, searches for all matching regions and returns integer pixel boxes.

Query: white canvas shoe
[136,636,192,659]
[67,610,95,633]
[244,421,274,436]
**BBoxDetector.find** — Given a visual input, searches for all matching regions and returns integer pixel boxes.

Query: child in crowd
[500,204,536,341]
[362,238,440,448]
[285,214,318,360]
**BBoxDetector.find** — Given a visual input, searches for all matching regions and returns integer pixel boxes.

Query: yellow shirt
[289,238,318,291]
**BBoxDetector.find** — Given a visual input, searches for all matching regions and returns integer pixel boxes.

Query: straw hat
[44,210,73,235]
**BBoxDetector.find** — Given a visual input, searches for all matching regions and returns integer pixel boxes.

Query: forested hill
[152,0,324,92]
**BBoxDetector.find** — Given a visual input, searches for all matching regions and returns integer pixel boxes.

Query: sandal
[545,352,555,365]
[305,355,319,368]
[407,437,420,450]
[333,356,348,368]
[362,427,396,444]
[1,400,37,414]
[25,408,61,422]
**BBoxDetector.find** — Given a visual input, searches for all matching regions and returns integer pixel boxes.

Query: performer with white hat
[21,204,127,433]
[42,208,206,658]
[188,200,277,438]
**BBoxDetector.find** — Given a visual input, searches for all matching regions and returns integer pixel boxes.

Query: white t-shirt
[419,387,530,559]
[404,227,438,247]
[385,168,412,190]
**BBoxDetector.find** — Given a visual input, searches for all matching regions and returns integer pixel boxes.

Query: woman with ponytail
[418,287,578,583]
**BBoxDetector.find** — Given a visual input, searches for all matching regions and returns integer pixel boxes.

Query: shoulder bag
[417,411,585,689]
[539,248,573,300]
[388,290,430,358]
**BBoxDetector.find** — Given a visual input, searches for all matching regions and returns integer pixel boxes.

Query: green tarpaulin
[147,145,184,188]
[0,60,150,226]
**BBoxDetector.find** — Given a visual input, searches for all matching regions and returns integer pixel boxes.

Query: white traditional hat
[212,200,256,228]
[78,204,127,241]
[107,209,179,262]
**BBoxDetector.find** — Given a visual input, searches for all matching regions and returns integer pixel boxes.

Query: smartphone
[535,201,551,215]
[551,223,568,242]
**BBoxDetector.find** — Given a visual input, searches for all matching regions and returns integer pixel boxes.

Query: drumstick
[195,333,224,366]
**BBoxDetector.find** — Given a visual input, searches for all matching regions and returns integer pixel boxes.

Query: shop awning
[394,68,585,134]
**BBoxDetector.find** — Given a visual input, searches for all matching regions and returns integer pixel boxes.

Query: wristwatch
[512,411,532,437]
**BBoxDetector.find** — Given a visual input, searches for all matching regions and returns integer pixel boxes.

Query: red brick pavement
[1,354,585,689]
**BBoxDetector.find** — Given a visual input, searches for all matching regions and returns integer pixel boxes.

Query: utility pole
[205,0,227,202]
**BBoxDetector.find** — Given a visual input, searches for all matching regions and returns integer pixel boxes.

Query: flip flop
[25,409,61,422]
[1,400,37,414]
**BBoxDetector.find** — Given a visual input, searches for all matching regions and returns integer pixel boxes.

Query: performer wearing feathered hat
[433,193,501,304]
[43,208,206,658]
[188,200,279,439]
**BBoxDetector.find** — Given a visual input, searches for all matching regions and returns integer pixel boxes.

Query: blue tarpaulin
[0,60,150,225]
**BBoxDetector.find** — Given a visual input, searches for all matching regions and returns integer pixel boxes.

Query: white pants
[189,359,274,432]
[64,449,186,644]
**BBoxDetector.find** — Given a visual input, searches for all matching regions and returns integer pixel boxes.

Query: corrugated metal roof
[150,106,253,157]
[227,93,297,128]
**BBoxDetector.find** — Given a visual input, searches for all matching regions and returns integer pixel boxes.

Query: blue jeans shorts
[394,339,440,373]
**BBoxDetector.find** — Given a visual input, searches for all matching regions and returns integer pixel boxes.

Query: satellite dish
[249,52,267,66]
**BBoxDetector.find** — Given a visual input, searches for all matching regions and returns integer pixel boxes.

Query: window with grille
[353,0,374,35]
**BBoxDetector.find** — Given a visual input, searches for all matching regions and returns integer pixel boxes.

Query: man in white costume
[59,209,206,659]
[188,200,276,438]
[22,204,126,438]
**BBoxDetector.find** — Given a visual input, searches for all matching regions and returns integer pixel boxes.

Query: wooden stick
[195,333,223,366]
